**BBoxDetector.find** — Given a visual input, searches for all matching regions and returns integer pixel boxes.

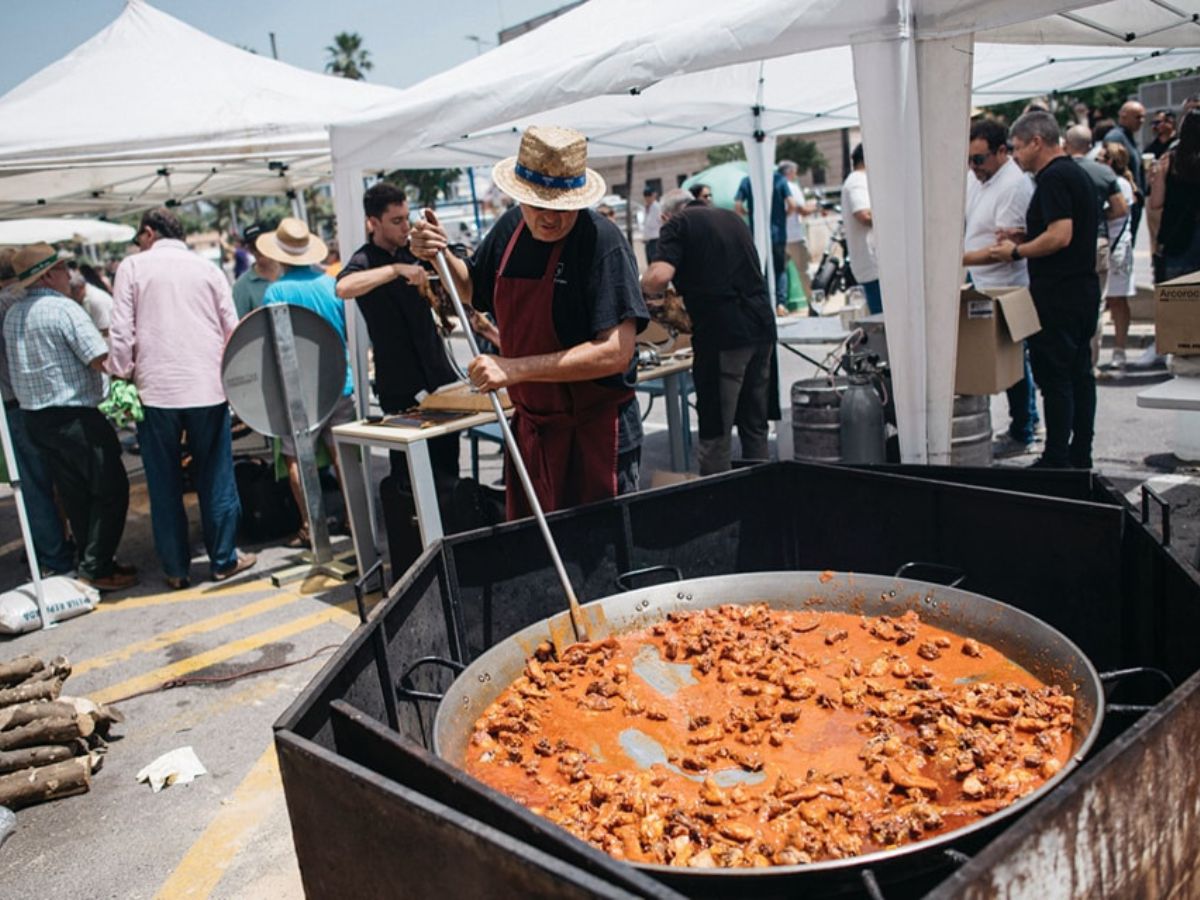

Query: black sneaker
[993,433,1035,459]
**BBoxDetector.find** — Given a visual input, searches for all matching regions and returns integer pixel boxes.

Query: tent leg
[0,407,54,629]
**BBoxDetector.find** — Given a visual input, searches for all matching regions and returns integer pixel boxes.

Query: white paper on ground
[136,746,207,793]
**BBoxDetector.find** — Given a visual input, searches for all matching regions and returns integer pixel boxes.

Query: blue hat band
[514,162,586,190]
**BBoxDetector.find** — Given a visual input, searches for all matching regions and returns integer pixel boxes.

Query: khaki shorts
[279,393,356,458]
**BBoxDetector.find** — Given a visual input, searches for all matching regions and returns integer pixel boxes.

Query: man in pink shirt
[110,208,255,589]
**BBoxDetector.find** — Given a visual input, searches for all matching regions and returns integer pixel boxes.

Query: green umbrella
[681,161,749,212]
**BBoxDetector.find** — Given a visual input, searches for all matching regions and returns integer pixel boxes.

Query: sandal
[286,526,311,549]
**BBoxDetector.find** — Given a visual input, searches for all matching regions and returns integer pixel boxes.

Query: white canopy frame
[330,0,1198,468]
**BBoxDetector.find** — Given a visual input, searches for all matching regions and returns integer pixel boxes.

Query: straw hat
[11,243,72,290]
[491,126,606,211]
[255,217,328,267]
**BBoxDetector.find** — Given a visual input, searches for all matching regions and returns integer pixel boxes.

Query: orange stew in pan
[464,604,1074,868]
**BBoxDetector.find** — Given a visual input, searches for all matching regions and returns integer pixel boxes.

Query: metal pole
[269,32,279,60]
[624,155,634,244]
[0,407,54,628]
[432,250,590,644]
[467,167,483,238]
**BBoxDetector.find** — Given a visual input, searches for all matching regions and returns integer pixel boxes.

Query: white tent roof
[331,0,1200,172]
[0,0,403,219]
[0,218,135,245]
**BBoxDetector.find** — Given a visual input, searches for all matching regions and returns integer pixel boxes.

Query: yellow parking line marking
[154,744,282,900]
[74,591,305,677]
[96,579,271,612]
[88,599,359,705]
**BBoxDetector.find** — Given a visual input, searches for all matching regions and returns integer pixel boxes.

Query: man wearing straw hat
[4,243,135,591]
[258,217,357,546]
[411,125,648,520]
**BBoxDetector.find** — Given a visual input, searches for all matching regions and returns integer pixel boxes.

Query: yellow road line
[88,599,359,705]
[95,579,271,612]
[74,591,305,677]
[154,744,282,900]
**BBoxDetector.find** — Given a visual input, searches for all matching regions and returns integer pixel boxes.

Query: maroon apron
[492,221,633,520]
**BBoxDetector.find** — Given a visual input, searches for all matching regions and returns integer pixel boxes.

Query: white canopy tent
[0,0,404,219]
[0,218,135,245]
[330,0,1200,465]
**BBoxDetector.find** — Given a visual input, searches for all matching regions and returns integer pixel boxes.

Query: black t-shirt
[467,206,649,451]
[1073,157,1119,238]
[339,241,457,413]
[1026,156,1100,309]
[655,201,777,351]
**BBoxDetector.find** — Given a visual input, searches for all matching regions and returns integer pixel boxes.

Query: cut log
[61,696,124,735]
[0,715,93,752]
[0,701,78,731]
[0,756,92,809]
[0,679,62,707]
[0,744,74,775]
[0,656,44,686]
[22,656,71,684]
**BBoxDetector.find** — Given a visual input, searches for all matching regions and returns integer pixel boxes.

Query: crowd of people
[964,97,1200,467]
[2,96,1197,593]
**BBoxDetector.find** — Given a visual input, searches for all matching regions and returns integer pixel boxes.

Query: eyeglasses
[968,152,994,166]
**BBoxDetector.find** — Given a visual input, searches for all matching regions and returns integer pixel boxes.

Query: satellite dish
[221,305,345,439]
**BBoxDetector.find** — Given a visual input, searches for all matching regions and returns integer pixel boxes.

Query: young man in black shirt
[990,111,1100,469]
[410,126,647,519]
[336,183,460,482]
[641,189,776,475]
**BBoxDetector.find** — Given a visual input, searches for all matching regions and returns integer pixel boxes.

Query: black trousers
[1027,299,1099,468]
[24,406,129,579]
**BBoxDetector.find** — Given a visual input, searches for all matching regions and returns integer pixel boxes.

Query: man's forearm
[337,263,422,300]
[438,253,474,306]
[641,261,675,294]
[1018,220,1071,258]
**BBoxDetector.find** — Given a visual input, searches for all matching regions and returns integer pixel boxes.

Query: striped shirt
[3,287,107,410]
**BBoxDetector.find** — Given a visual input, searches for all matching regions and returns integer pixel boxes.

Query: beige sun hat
[256,217,328,267]
[11,243,73,290]
[491,125,606,211]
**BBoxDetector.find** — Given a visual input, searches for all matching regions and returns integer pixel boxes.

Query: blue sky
[0,0,565,95]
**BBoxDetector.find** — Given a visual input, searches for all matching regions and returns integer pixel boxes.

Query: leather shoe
[213,552,257,582]
[80,570,140,592]
[165,575,190,591]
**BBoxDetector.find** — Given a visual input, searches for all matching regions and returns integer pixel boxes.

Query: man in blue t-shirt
[259,218,355,544]
[734,169,794,315]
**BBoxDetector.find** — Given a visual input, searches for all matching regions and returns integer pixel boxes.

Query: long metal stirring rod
[432,250,591,644]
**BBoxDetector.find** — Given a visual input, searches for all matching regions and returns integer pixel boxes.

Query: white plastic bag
[0,576,98,634]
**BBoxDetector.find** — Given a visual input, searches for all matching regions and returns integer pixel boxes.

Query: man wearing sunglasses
[962,117,1038,457]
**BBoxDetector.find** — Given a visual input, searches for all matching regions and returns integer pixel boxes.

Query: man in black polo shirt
[990,111,1100,469]
[641,189,777,475]
[336,183,459,481]
[410,126,647,520]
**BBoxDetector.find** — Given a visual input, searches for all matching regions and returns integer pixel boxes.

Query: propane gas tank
[839,372,885,464]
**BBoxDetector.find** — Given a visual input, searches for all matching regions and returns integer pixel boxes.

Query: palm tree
[325,32,373,80]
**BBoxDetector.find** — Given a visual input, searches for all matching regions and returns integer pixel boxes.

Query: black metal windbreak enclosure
[275,462,1200,898]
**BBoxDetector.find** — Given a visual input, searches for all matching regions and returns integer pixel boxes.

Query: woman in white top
[1101,141,1136,369]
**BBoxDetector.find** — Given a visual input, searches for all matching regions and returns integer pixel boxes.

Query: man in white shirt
[840,144,881,314]
[961,118,1039,457]
[780,160,818,312]
[642,187,662,266]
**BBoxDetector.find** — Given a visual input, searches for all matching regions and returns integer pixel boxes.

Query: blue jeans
[138,404,240,579]
[1005,344,1040,444]
[861,279,883,315]
[5,403,75,573]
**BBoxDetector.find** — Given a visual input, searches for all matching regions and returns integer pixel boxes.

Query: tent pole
[0,407,54,629]
[624,155,634,244]
[467,167,483,237]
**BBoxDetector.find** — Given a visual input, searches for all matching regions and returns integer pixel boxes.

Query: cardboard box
[954,286,1041,395]
[1155,271,1200,354]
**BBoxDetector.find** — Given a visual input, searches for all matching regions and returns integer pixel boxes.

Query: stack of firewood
[0,655,122,809]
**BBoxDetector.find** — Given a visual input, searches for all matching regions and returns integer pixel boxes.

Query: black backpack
[233,456,301,543]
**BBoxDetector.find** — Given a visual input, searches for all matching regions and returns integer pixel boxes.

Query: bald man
[1103,101,1147,242]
